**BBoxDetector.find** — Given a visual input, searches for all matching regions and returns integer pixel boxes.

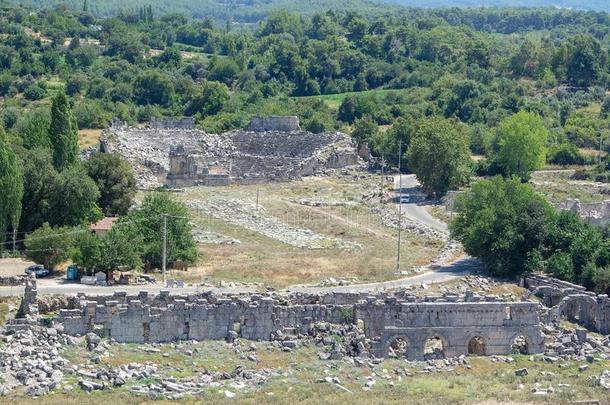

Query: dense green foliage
[406,117,471,195]
[49,92,79,170]
[119,193,197,268]
[0,133,23,250]
[24,223,74,269]
[492,111,548,181]
[7,1,610,23]
[451,177,610,294]
[85,152,136,216]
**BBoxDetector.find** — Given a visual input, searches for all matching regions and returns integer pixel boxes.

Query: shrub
[23,84,46,100]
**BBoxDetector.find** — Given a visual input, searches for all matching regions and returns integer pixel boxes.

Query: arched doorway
[467,336,486,355]
[424,336,446,360]
[388,336,409,359]
[558,296,598,331]
[511,335,529,355]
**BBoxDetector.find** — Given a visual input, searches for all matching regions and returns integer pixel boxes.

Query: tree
[49,92,79,171]
[134,70,174,106]
[71,231,103,275]
[563,34,602,88]
[351,115,377,145]
[14,109,51,150]
[545,252,574,281]
[121,193,197,268]
[50,165,102,227]
[493,111,548,181]
[601,96,610,119]
[85,153,136,216]
[0,135,23,250]
[98,225,143,273]
[24,223,74,270]
[185,81,229,116]
[406,117,471,196]
[16,149,58,233]
[450,177,555,277]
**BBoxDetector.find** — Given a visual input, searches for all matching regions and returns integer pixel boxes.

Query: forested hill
[6,0,610,22]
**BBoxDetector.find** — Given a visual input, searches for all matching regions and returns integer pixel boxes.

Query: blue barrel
[67,266,78,281]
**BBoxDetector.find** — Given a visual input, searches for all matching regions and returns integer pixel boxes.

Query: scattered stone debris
[188,198,361,250]
[296,198,359,208]
[538,324,610,361]
[0,323,74,396]
[191,229,240,245]
[599,370,610,389]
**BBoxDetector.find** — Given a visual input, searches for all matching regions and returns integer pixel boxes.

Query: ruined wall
[55,290,543,359]
[523,274,610,334]
[247,116,300,132]
[554,199,610,225]
[150,117,196,130]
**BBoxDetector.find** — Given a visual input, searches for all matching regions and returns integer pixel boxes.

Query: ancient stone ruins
[6,274,607,361]
[100,116,361,188]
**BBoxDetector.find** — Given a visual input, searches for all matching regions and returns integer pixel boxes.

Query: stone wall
[523,274,610,334]
[54,290,544,359]
[150,117,196,130]
[246,116,300,132]
[554,199,610,225]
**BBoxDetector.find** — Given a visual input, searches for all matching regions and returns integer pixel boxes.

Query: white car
[25,264,50,278]
[400,196,411,203]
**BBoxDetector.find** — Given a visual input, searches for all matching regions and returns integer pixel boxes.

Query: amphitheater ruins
[100,116,361,188]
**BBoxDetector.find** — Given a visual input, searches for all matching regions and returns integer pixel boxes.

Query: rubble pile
[261,322,371,360]
[129,366,279,399]
[188,198,361,250]
[296,198,359,208]
[537,324,610,362]
[0,323,74,396]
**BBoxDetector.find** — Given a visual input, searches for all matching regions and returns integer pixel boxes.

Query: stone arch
[423,333,448,360]
[467,335,486,356]
[555,295,598,331]
[386,335,411,359]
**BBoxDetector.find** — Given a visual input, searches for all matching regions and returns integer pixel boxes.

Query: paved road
[394,174,448,233]
[0,283,255,297]
[0,256,480,297]
[288,256,479,294]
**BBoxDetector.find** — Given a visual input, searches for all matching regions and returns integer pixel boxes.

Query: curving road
[395,174,448,233]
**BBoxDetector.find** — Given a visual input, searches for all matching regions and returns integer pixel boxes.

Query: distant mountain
[387,0,609,12]
[5,0,610,22]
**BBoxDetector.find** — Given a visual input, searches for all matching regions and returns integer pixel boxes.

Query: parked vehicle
[24,264,50,278]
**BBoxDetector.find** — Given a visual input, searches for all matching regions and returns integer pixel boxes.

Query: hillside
[6,0,610,21]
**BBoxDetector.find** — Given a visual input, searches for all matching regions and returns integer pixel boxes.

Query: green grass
[296,88,407,109]
[6,337,610,405]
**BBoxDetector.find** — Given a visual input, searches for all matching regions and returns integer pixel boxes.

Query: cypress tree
[49,92,79,171]
[0,131,24,251]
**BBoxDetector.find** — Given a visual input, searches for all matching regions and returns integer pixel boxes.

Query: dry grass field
[166,174,442,288]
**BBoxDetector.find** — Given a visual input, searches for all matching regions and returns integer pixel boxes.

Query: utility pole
[380,154,385,190]
[396,142,403,275]
[162,214,167,286]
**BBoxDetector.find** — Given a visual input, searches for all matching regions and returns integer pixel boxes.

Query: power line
[1,214,166,246]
